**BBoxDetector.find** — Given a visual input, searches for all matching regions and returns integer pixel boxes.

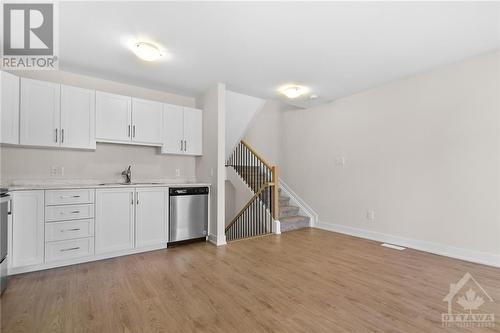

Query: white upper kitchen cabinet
[0,71,20,144]
[161,105,202,156]
[11,191,45,269]
[183,107,203,156]
[162,104,184,154]
[60,85,96,149]
[20,78,61,147]
[95,188,135,254]
[131,98,163,145]
[95,91,132,143]
[135,187,168,247]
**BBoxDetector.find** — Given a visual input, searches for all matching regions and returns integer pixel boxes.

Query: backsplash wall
[0,143,197,184]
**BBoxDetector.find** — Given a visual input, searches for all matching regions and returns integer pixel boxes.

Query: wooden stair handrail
[225,182,274,232]
[240,140,273,170]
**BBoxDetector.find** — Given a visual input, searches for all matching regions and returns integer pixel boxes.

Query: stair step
[279,215,310,232]
[279,205,300,218]
[279,195,290,205]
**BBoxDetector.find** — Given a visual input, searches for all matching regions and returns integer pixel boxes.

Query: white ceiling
[59,2,500,102]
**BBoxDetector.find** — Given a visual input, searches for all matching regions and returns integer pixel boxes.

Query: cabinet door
[20,78,60,147]
[135,187,167,247]
[11,191,44,268]
[161,104,184,154]
[95,188,135,254]
[95,91,131,143]
[183,107,203,156]
[60,85,96,149]
[131,98,163,145]
[0,71,20,144]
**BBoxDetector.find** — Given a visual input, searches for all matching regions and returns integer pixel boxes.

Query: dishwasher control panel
[169,187,209,196]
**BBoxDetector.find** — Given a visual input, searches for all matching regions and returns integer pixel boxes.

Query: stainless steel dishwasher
[169,187,208,245]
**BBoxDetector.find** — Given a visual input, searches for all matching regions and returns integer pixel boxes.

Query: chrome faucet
[121,165,132,184]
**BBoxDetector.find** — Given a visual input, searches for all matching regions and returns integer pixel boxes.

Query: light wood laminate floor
[2,228,499,332]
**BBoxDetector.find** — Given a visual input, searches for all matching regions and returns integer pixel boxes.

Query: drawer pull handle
[61,228,80,232]
[59,195,81,199]
[70,211,81,214]
[60,247,80,252]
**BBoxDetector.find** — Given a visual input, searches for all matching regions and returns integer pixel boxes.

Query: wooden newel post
[272,166,279,220]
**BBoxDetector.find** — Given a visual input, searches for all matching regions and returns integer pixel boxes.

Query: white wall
[225,90,264,159]
[196,83,226,245]
[0,70,198,185]
[243,100,285,166]
[225,168,253,225]
[279,51,499,262]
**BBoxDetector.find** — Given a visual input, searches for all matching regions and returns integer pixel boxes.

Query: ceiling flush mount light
[132,42,163,61]
[279,85,309,99]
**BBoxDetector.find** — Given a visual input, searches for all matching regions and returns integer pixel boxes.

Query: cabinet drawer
[45,237,94,263]
[45,204,94,222]
[45,219,94,241]
[46,189,95,206]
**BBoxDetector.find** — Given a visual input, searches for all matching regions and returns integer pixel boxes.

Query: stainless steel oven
[0,188,10,295]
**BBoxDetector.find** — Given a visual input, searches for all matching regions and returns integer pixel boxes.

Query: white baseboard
[279,179,319,227]
[273,220,281,234]
[208,233,227,246]
[316,222,500,268]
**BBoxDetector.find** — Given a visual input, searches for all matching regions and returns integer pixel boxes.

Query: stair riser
[279,198,290,206]
[280,220,309,232]
[279,207,300,218]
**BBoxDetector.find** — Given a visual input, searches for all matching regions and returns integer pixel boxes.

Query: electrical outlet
[336,156,346,166]
[175,168,181,177]
[210,168,214,177]
[51,166,64,176]
[366,210,375,221]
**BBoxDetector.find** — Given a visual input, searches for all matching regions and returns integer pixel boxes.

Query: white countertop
[3,180,211,191]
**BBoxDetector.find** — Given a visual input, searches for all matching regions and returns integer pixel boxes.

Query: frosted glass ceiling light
[132,42,163,61]
[279,85,309,99]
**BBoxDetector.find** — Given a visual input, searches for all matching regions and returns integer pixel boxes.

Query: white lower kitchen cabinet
[135,187,168,248]
[95,188,135,254]
[10,191,45,268]
[45,237,95,263]
[7,184,202,274]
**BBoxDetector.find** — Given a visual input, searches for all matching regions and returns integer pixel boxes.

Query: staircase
[226,140,309,241]
[278,188,310,232]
